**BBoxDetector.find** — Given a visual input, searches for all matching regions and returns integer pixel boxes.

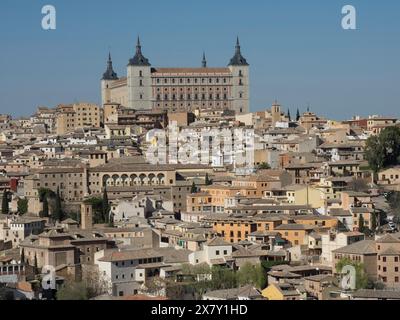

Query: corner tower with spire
[127,37,152,109]
[101,52,119,105]
[228,37,250,114]
[202,52,207,68]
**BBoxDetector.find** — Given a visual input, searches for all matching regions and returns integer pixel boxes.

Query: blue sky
[0,0,399,119]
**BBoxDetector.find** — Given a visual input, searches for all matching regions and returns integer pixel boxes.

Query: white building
[95,248,166,297]
[320,231,365,265]
[189,237,233,266]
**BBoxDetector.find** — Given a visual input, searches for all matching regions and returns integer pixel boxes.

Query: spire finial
[128,36,151,66]
[228,36,248,66]
[102,50,118,80]
[202,52,207,68]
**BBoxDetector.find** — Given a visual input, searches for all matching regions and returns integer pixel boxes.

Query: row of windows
[140,79,243,87]
[215,250,228,256]
[215,222,250,227]
[378,265,399,272]
[115,257,162,267]
[222,231,249,238]
[380,276,399,283]
[378,255,399,262]
[43,173,83,178]
[155,102,229,108]
[157,86,229,92]
[382,174,400,180]
[156,93,229,101]
[155,78,229,85]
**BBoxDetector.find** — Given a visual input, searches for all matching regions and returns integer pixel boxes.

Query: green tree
[258,162,271,170]
[53,187,64,222]
[296,108,301,121]
[102,188,110,224]
[1,191,9,214]
[371,211,377,232]
[379,126,400,165]
[20,248,25,263]
[237,263,267,289]
[34,254,38,274]
[365,127,400,179]
[38,188,56,200]
[0,287,15,301]
[387,191,400,222]
[336,258,369,290]
[191,182,197,194]
[205,173,212,186]
[56,281,89,300]
[108,213,115,228]
[210,266,237,290]
[85,197,104,224]
[365,136,386,175]
[358,214,365,233]
[41,196,49,218]
[17,198,28,215]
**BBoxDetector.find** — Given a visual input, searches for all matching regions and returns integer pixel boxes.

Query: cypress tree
[358,214,365,233]
[108,213,115,228]
[205,173,212,186]
[20,248,25,264]
[287,109,291,122]
[296,108,301,121]
[54,187,63,222]
[2,191,9,214]
[191,182,197,194]
[34,254,38,273]
[102,188,110,224]
[41,196,49,218]
[371,212,377,231]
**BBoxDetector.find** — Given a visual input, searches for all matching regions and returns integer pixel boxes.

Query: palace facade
[101,37,250,115]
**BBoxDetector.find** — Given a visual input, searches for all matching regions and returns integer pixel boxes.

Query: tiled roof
[206,237,231,247]
[376,234,400,243]
[332,240,377,255]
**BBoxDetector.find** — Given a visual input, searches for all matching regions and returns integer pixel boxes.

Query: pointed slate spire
[128,36,151,66]
[202,52,207,68]
[229,36,249,66]
[102,52,118,80]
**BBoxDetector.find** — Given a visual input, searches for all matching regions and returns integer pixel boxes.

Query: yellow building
[274,224,315,246]
[202,216,258,243]
[261,283,301,300]
[292,185,325,209]
[56,103,101,135]
[293,216,338,230]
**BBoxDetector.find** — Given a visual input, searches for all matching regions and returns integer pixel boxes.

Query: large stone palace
[101,37,250,115]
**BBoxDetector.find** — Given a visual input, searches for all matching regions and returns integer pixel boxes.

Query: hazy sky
[0,0,399,119]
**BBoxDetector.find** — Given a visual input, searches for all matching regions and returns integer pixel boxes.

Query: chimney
[81,202,93,230]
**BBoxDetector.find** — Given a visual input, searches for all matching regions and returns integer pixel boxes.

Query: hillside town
[1,38,400,301]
